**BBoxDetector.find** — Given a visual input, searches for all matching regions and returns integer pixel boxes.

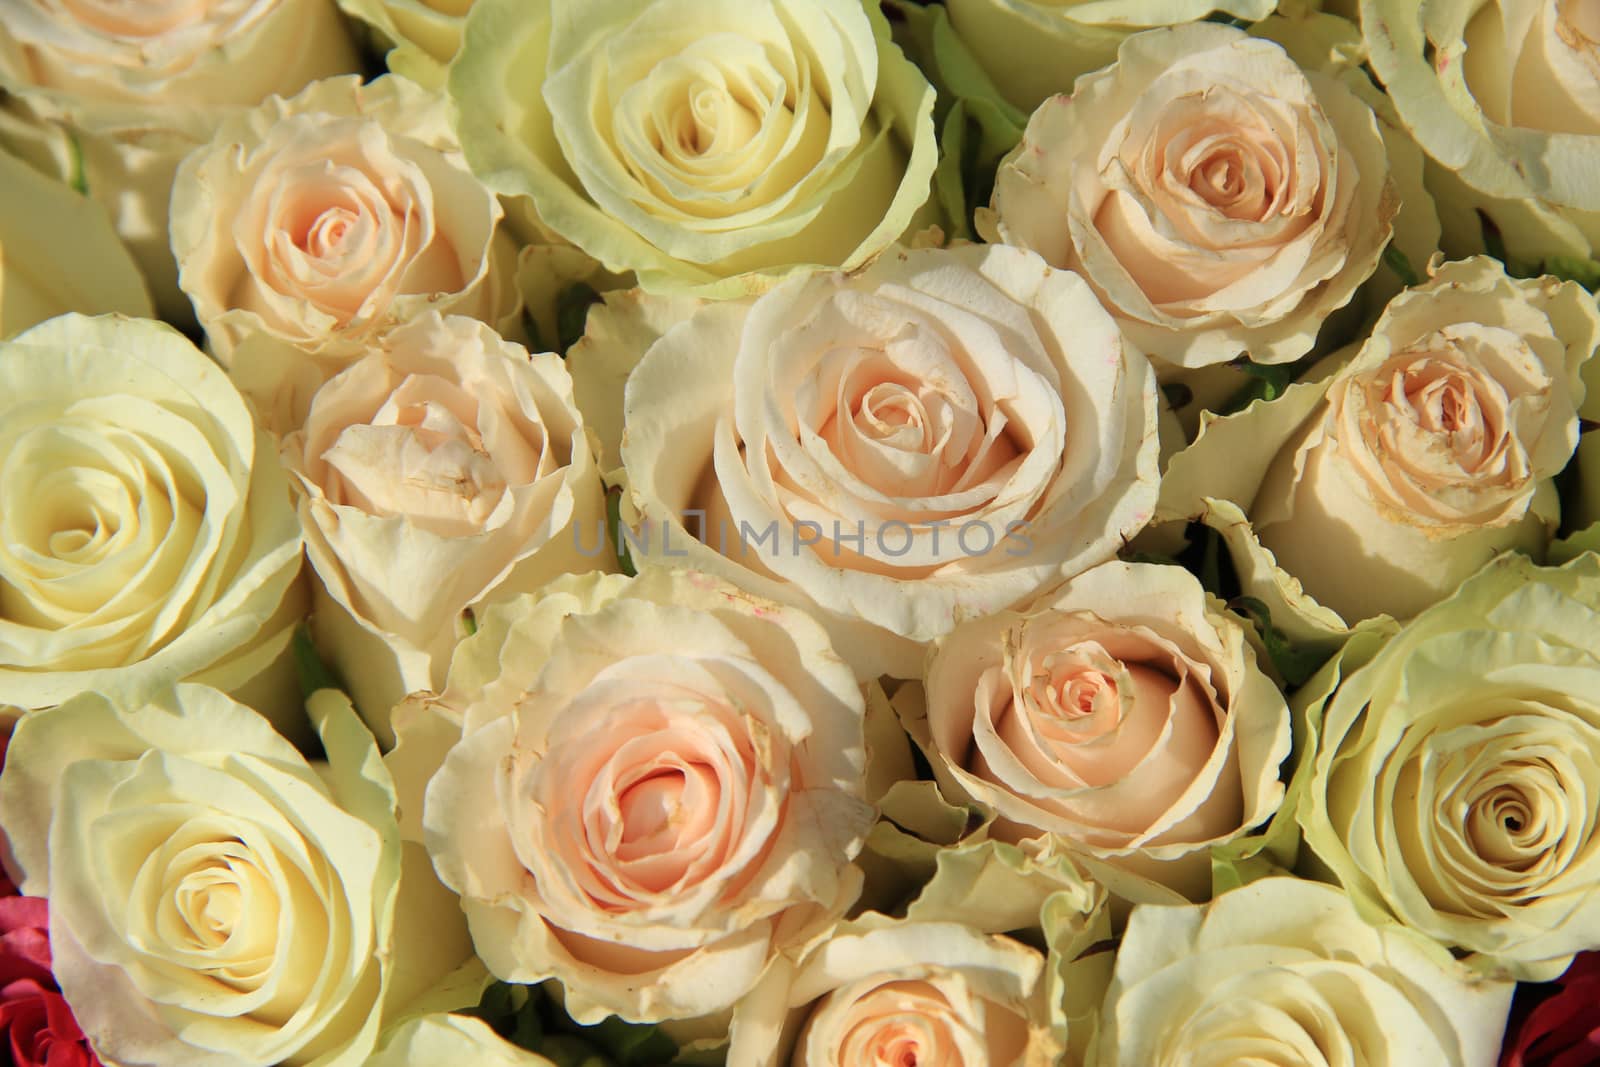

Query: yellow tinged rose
[0,685,473,1067]
[0,314,304,724]
[334,0,474,89]
[448,0,938,294]
[1298,551,1600,981]
[945,0,1276,111]
[0,150,150,338]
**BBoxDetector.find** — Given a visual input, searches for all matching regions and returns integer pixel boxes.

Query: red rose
[1502,953,1600,1067]
[0,896,100,1067]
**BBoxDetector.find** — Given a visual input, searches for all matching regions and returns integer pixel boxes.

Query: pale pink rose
[727,916,1056,1067]
[171,74,520,433]
[986,23,1395,369]
[607,243,1159,679]
[415,570,872,1025]
[283,312,608,745]
[897,560,1291,901]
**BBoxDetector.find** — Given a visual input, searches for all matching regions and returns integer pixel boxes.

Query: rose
[943,0,1275,111]
[600,243,1159,679]
[1364,0,1600,271]
[332,0,474,89]
[984,23,1396,370]
[282,313,610,745]
[727,916,1057,1066]
[1499,953,1600,1067]
[1296,551,1600,981]
[0,0,358,321]
[1096,878,1513,1066]
[0,684,473,1066]
[0,314,304,727]
[1363,0,1600,272]
[897,559,1291,902]
[0,895,101,1067]
[401,569,872,1025]
[170,74,521,434]
[1160,256,1600,640]
[448,0,937,293]
[367,1015,554,1067]
[0,150,151,339]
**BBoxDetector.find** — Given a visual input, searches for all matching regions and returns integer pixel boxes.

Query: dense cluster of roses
[4,0,1600,1064]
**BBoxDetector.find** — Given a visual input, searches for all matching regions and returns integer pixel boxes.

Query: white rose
[0,314,304,725]
[410,570,873,1025]
[604,243,1159,679]
[1096,878,1512,1066]
[283,313,610,745]
[986,23,1396,369]
[171,74,521,434]
[0,0,358,321]
[898,559,1291,901]
[1298,551,1600,981]
[1160,256,1599,637]
[728,916,1057,1067]
[0,685,472,1066]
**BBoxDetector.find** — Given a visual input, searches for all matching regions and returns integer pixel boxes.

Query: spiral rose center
[833,983,965,1067]
[56,0,214,37]
[855,381,934,452]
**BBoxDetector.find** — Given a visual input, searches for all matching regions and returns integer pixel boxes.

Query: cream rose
[0,685,472,1066]
[945,0,1276,111]
[985,23,1396,369]
[1097,878,1512,1066]
[171,74,520,434]
[1160,256,1599,638]
[448,0,936,293]
[334,0,472,89]
[727,916,1057,1067]
[0,314,304,724]
[1365,0,1600,216]
[897,559,1290,902]
[607,243,1159,679]
[283,313,609,746]
[0,0,358,321]
[409,570,872,1025]
[0,149,151,338]
[367,1015,554,1067]
[1297,551,1600,981]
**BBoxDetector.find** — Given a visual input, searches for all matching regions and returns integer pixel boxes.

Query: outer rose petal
[366,1015,555,1067]
[0,0,359,322]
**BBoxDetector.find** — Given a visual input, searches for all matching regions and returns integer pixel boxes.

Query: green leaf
[580,1016,678,1067]
[292,624,343,699]
[1541,255,1600,292]
[1381,242,1421,288]
[1217,358,1296,413]
[1227,596,1332,688]
[606,486,637,578]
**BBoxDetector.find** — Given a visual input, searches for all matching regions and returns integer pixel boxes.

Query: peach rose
[604,243,1159,679]
[282,313,610,745]
[0,0,358,321]
[170,74,520,434]
[985,23,1395,369]
[408,570,873,1025]
[1160,256,1599,638]
[727,916,1057,1067]
[897,559,1291,901]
